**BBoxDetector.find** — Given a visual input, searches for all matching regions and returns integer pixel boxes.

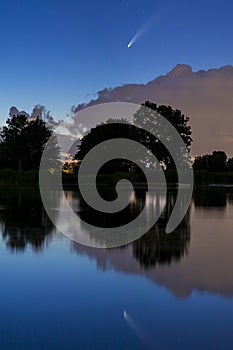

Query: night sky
[0,0,233,121]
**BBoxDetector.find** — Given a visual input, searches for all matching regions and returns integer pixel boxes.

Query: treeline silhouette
[1,103,233,187]
[0,107,59,175]
[193,151,233,172]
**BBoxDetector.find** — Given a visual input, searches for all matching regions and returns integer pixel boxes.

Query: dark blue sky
[0,0,233,121]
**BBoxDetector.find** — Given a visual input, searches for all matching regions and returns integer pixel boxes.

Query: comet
[127,9,163,48]
[127,26,145,48]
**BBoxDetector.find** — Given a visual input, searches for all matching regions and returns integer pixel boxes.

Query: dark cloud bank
[73,64,233,156]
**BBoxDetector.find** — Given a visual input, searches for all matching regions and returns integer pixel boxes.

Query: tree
[193,151,227,172]
[74,118,137,173]
[0,115,60,171]
[227,157,233,171]
[193,154,212,171]
[0,115,28,170]
[75,102,192,171]
[133,101,192,169]
[209,151,227,172]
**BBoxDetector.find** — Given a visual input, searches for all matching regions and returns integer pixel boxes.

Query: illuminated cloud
[72,64,233,156]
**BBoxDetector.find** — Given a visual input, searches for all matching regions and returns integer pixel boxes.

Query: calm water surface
[0,187,233,350]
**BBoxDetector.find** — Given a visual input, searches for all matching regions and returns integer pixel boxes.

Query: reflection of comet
[123,310,151,348]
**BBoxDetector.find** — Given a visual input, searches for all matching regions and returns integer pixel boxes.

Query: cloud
[72,64,233,156]
[71,207,233,299]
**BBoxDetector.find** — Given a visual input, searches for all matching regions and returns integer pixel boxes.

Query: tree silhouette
[193,151,227,172]
[0,115,60,171]
[75,102,192,171]
[74,118,143,175]
[133,101,192,169]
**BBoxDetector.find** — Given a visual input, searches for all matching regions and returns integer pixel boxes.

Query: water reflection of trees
[0,188,53,251]
[132,190,190,269]
[76,188,191,267]
[226,191,233,205]
[76,187,145,228]
[193,188,227,208]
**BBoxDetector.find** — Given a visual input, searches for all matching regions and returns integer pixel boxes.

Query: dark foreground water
[0,187,233,350]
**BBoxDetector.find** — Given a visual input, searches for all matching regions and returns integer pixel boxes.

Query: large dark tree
[75,102,192,171]
[0,115,60,171]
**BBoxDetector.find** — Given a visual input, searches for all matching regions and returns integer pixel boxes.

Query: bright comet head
[127,43,131,48]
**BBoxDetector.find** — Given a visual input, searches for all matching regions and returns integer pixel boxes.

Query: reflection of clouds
[71,190,233,298]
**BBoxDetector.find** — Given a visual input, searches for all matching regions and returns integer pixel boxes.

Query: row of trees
[0,102,233,174]
[193,151,233,172]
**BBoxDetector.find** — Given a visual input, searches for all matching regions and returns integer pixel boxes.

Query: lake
[0,187,233,349]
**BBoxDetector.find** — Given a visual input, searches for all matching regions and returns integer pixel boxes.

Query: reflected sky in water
[0,187,233,349]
